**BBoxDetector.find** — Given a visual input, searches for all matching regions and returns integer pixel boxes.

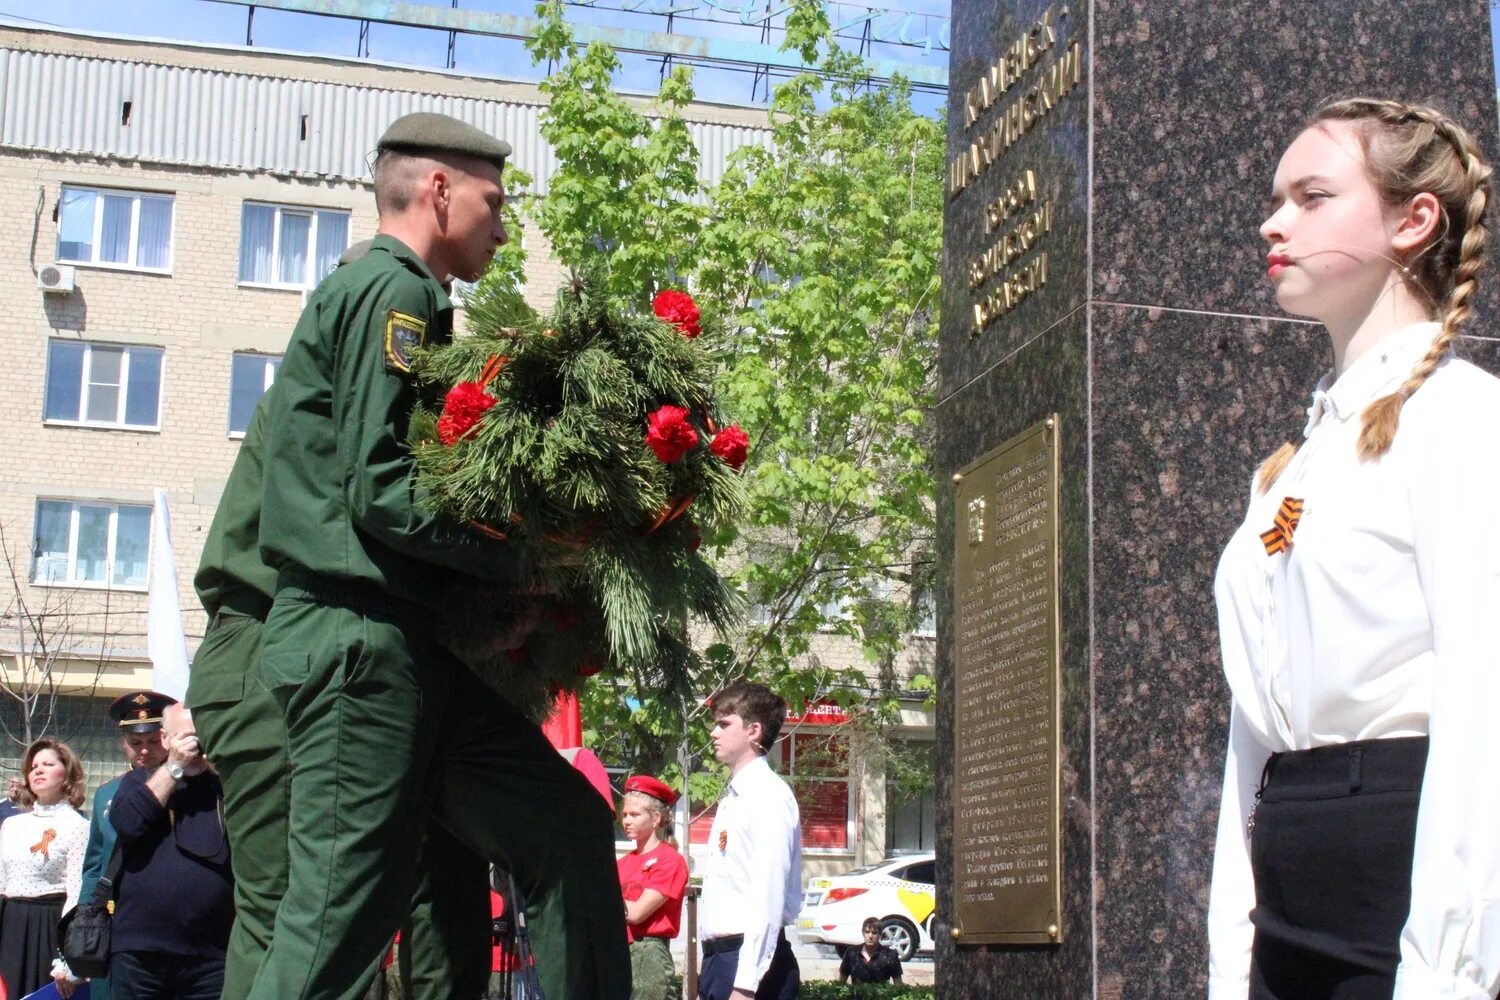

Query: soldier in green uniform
[191,331,489,998]
[247,113,629,1000]
[77,691,176,1000]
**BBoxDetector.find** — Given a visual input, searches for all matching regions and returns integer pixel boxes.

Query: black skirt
[0,892,66,998]
[1248,736,1427,1000]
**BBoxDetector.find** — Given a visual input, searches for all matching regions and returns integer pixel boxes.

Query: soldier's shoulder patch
[384,310,427,374]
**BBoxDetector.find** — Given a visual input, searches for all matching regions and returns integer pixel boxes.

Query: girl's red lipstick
[1266,252,1293,277]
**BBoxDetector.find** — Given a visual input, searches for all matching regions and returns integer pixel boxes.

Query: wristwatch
[166,762,185,781]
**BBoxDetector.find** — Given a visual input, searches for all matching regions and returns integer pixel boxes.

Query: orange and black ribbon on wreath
[1259,497,1304,556]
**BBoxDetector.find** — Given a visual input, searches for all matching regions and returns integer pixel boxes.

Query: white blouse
[0,801,88,912]
[1208,321,1500,1000]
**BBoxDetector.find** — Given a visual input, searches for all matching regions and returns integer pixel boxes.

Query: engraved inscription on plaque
[951,416,1062,945]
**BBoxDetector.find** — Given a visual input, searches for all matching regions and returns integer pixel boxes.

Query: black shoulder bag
[58,844,123,979]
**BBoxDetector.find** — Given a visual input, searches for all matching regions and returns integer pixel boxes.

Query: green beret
[377,112,512,171]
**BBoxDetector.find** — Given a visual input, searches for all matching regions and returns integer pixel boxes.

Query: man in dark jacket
[108,702,232,1000]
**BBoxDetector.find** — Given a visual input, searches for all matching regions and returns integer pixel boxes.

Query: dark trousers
[698,932,799,1000]
[109,951,226,1000]
[1249,736,1427,1000]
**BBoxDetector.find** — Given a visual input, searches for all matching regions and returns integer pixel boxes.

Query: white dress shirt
[699,754,802,993]
[1209,321,1500,1000]
[0,801,88,911]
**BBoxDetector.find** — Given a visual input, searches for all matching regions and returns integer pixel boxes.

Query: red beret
[624,774,678,806]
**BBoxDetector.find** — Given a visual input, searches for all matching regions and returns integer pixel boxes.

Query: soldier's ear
[430,167,453,213]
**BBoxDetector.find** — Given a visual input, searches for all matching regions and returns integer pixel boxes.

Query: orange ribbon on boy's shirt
[1260,497,1304,556]
[30,828,56,861]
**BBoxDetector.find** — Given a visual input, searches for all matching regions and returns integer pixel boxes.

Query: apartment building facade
[0,22,934,875]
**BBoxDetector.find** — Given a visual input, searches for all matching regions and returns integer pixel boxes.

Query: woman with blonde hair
[616,775,688,1000]
[1209,97,1500,1000]
[0,737,89,997]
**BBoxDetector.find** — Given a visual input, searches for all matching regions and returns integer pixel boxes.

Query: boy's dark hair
[709,681,787,755]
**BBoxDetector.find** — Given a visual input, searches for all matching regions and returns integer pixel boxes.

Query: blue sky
[0,0,951,110]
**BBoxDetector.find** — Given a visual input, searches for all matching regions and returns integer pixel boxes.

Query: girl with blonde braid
[1208,99,1500,1000]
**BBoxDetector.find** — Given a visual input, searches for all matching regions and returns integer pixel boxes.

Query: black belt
[701,934,744,956]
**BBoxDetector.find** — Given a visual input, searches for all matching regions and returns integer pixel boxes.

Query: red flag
[541,690,582,749]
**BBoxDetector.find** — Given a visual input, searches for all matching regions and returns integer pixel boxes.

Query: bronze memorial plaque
[951,416,1062,945]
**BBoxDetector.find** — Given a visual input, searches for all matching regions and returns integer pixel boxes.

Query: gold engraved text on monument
[951,417,1063,945]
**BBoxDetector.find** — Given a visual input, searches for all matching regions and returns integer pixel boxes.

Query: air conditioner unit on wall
[38,264,76,294]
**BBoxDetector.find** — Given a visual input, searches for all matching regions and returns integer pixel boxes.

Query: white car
[795,853,936,961]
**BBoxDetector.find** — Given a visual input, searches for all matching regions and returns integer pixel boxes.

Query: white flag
[147,488,190,700]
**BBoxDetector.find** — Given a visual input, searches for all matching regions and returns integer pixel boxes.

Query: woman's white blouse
[1208,322,1500,1000]
[0,801,87,911]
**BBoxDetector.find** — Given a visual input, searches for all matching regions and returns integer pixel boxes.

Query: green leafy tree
[500,0,942,802]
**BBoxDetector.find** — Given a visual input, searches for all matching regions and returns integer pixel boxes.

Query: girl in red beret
[617,776,689,1000]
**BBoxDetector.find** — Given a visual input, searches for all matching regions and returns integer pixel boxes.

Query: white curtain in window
[137,198,173,269]
[100,194,133,264]
[278,212,310,285]
[239,204,277,282]
[314,211,349,284]
[57,189,96,262]
[86,346,124,424]
[113,506,151,587]
[75,506,110,584]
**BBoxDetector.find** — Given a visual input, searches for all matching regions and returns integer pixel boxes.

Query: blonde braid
[1355,106,1490,458]
[1256,99,1491,491]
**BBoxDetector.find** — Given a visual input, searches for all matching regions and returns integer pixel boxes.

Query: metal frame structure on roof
[205,0,948,99]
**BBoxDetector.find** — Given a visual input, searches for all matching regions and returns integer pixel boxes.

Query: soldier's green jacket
[259,235,524,608]
[196,394,277,618]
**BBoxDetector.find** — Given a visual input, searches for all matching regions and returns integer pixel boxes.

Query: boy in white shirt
[697,682,802,1000]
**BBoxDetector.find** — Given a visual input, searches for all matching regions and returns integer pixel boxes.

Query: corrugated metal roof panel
[0,47,769,192]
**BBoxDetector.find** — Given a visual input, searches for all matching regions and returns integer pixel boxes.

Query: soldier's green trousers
[243,587,631,1000]
[191,611,493,1000]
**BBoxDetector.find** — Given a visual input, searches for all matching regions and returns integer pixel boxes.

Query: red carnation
[575,661,602,677]
[645,405,699,463]
[709,423,750,471]
[437,381,497,446]
[652,289,701,337]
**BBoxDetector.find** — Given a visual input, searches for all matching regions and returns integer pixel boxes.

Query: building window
[32,499,151,589]
[782,730,853,851]
[44,340,163,431]
[238,203,350,288]
[56,186,174,271]
[229,353,281,437]
[913,586,937,637]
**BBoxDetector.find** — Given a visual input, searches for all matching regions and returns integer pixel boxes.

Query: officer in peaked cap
[106,690,178,734]
[247,107,628,1000]
[375,111,513,171]
[80,690,177,1000]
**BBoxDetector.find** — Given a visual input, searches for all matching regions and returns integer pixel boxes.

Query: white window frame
[237,202,350,290]
[30,499,152,591]
[56,185,174,273]
[228,352,282,439]
[43,340,164,432]
[780,729,856,855]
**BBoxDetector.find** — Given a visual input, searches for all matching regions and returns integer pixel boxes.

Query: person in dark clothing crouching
[838,918,902,986]
[108,701,233,1000]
